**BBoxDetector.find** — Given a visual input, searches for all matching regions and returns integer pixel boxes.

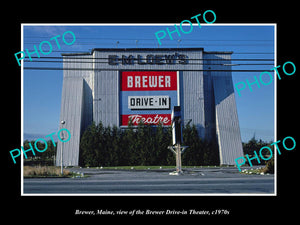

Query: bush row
[79,121,220,167]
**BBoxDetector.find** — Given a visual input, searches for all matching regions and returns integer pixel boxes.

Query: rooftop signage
[108,53,188,65]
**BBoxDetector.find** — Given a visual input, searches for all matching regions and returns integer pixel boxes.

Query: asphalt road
[23,167,274,195]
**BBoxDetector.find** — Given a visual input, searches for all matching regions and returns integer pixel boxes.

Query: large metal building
[56,48,244,166]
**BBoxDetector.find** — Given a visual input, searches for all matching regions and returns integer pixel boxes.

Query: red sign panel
[121,114,171,126]
[121,71,177,91]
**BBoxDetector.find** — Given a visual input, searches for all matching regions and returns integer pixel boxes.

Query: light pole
[60,120,65,175]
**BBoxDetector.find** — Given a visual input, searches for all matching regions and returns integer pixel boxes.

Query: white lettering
[158,76,164,87]
[165,76,171,87]
[129,115,142,124]
[149,76,157,87]
[145,117,153,123]
[126,75,172,89]
[153,115,160,124]
[127,76,133,88]
[128,114,170,125]
[142,76,148,87]
[163,117,169,123]
[135,76,141,88]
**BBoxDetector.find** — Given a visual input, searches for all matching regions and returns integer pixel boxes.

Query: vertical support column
[176,144,182,173]
[169,106,188,175]
[168,144,188,175]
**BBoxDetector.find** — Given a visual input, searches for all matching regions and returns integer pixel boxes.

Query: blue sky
[23,24,275,142]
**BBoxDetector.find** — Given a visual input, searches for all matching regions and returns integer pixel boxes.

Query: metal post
[175,146,179,172]
[60,120,65,175]
[176,144,182,173]
[168,145,188,175]
[61,141,63,175]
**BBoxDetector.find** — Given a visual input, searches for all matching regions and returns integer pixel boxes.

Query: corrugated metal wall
[57,48,244,166]
[93,70,119,126]
[203,67,216,141]
[180,70,205,138]
[204,52,244,165]
[56,55,93,166]
[56,77,83,166]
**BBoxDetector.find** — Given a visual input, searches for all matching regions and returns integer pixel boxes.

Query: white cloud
[24,25,68,37]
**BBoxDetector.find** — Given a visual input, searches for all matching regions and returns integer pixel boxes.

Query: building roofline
[62,48,205,56]
[204,51,233,54]
[92,48,205,52]
[61,48,233,56]
[61,52,92,56]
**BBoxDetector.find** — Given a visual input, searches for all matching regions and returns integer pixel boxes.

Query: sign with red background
[120,71,178,126]
[121,71,177,91]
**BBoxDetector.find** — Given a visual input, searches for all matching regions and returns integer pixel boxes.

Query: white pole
[176,144,182,173]
[61,141,63,175]
[178,144,182,173]
[60,120,65,175]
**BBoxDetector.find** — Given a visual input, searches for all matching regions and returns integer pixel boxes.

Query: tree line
[23,122,274,169]
[78,121,220,167]
[23,139,57,166]
[242,135,274,166]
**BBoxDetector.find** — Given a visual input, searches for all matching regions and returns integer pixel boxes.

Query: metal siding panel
[203,72,216,140]
[93,70,119,127]
[181,70,205,138]
[56,55,92,166]
[81,77,93,132]
[207,53,244,165]
[56,77,84,166]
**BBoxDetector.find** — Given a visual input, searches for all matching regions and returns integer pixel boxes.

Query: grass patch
[90,165,220,170]
[100,166,175,170]
[23,166,72,178]
[240,158,274,175]
[240,166,273,175]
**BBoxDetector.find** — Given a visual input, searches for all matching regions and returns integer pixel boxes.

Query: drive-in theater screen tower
[56,48,244,166]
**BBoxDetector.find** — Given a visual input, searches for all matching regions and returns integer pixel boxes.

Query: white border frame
[21,23,277,197]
